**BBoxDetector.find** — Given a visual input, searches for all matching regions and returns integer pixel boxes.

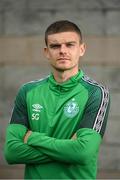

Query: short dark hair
[45,20,83,46]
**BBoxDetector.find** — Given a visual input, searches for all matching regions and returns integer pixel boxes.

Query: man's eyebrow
[49,41,77,46]
[66,41,77,44]
[66,41,76,43]
[49,43,60,45]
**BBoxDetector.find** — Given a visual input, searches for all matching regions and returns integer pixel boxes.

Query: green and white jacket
[4,70,110,179]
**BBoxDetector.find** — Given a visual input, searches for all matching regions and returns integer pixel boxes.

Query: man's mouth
[57,58,70,61]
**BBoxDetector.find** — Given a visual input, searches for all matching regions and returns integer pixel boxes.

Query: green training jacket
[4,70,110,179]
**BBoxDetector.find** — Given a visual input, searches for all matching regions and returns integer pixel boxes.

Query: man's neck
[52,69,79,83]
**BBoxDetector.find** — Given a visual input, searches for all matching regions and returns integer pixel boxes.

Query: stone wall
[0,0,120,36]
[0,0,120,179]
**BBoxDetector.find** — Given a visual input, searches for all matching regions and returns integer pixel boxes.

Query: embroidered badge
[64,98,79,118]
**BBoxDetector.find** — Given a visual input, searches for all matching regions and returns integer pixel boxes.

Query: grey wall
[0,0,120,179]
[0,0,120,36]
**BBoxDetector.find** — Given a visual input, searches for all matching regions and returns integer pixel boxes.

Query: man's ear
[79,43,86,57]
[44,47,50,59]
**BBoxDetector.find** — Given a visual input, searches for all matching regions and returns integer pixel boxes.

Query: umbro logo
[32,104,43,112]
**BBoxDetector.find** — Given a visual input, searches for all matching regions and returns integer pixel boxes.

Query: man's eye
[66,43,74,47]
[50,44,60,49]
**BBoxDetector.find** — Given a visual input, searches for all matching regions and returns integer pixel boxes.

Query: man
[4,20,110,179]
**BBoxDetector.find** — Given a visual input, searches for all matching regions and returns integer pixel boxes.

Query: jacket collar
[48,70,84,93]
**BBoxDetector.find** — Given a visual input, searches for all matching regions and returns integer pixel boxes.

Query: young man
[4,20,110,179]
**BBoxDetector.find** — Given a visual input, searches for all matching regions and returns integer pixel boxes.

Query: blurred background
[0,0,120,179]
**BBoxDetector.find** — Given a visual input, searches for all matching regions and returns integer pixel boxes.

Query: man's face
[44,32,85,72]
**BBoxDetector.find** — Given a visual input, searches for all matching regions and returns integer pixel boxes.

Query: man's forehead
[47,31,80,43]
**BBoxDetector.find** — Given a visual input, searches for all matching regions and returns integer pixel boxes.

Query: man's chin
[52,65,71,72]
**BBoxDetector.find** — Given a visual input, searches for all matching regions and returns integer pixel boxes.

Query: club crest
[64,99,79,118]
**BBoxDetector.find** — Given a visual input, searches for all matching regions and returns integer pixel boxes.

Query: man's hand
[71,133,77,140]
[24,130,32,143]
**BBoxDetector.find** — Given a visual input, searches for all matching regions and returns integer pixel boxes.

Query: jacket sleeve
[4,124,52,164]
[27,128,101,165]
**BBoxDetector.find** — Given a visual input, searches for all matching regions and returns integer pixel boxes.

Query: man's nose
[59,44,67,53]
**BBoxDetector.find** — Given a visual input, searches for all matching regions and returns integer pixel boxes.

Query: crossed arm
[4,124,52,164]
[4,123,101,165]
